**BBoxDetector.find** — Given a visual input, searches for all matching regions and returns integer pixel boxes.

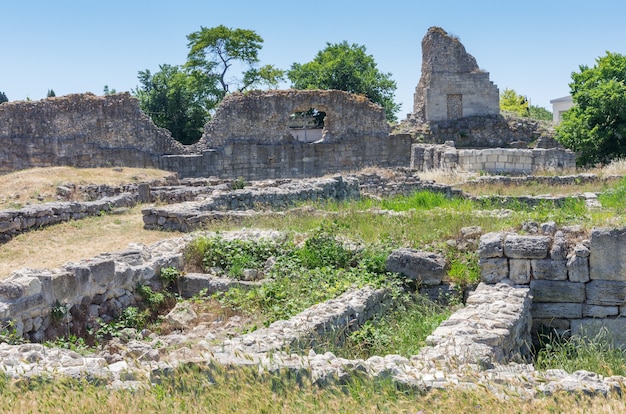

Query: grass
[0,364,624,413]
[0,166,173,209]
[0,206,182,279]
[536,329,626,377]
[3,166,626,410]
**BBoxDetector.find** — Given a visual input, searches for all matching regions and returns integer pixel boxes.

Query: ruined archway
[194,89,389,150]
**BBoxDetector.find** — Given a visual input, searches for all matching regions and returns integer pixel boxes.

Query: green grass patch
[535,329,626,377]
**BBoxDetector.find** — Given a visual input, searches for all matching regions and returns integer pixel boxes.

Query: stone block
[532,318,570,337]
[586,280,626,306]
[504,235,551,259]
[50,271,78,304]
[567,255,589,283]
[509,259,531,284]
[531,303,582,319]
[582,305,619,318]
[478,232,504,258]
[531,259,567,281]
[530,280,585,303]
[386,249,446,286]
[589,226,626,280]
[479,257,508,284]
[571,319,626,349]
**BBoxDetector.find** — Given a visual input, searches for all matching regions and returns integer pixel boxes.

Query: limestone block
[590,226,626,280]
[582,305,619,318]
[504,235,551,259]
[573,243,590,258]
[478,232,504,258]
[50,271,79,304]
[479,257,508,284]
[530,280,585,303]
[550,232,567,260]
[567,255,589,283]
[164,301,197,330]
[586,280,626,306]
[571,319,626,349]
[385,249,446,286]
[531,303,582,319]
[509,259,531,284]
[531,259,567,281]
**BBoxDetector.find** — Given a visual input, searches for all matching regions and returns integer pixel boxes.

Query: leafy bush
[199,235,290,278]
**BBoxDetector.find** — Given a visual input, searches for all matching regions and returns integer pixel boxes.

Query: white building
[550,95,574,124]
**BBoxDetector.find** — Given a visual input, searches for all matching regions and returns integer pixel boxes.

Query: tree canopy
[288,41,400,122]
[186,25,284,100]
[556,51,626,166]
[0,91,7,104]
[500,88,530,117]
[135,25,282,144]
[134,64,213,145]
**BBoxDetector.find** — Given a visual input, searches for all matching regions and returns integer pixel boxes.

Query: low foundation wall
[479,225,626,346]
[411,143,575,174]
[160,136,413,180]
[0,237,186,341]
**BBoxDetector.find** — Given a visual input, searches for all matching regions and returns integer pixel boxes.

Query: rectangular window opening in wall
[447,94,463,120]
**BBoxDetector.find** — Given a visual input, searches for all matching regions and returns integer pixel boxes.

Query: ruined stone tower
[412,27,499,122]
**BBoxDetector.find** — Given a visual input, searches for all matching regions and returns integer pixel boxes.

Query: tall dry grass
[0,166,173,209]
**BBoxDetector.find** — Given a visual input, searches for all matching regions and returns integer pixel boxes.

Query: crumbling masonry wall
[412,27,499,122]
[0,93,186,172]
[0,91,412,179]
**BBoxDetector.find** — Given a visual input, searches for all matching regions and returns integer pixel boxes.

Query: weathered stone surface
[509,259,531,284]
[479,257,508,284]
[504,235,551,259]
[590,227,626,281]
[385,249,446,286]
[550,231,567,260]
[571,319,626,349]
[412,27,499,122]
[478,232,504,258]
[586,280,626,306]
[530,280,585,303]
[567,255,589,283]
[164,302,197,330]
[531,303,582,319]
[582,305,619,318]
[532,318,570,337]
[531,259,567,281]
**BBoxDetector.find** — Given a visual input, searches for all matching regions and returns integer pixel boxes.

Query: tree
[500,88,529,117]
[134,64,214,145]
[287,41,400,122]
[556,51,626,166]
[529,105,552,121]
[0,91,7,104]
[47,89,56,98]
[103,85,117,95]
[185,25,284,100]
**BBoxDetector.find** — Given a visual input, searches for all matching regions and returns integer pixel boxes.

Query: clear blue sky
[2,0,625,117]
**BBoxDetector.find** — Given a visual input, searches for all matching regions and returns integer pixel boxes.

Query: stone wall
[478,225,626,347]
[0,237,186,341]
[412,27,499,122]
[411,143,575,173]
[0,91,412,180]
[160,134,413,180]
[195,89,390,148]
[0,193,139,243]
[0,93,186,172]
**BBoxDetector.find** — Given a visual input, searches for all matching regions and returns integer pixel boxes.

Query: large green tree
[134,64,214,145]
[556,51,626,166]
[288,41,400,122]
[186,25,284,100]
[500,88,552,121]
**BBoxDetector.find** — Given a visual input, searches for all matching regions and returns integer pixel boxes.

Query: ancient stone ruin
[412,26,500,122]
